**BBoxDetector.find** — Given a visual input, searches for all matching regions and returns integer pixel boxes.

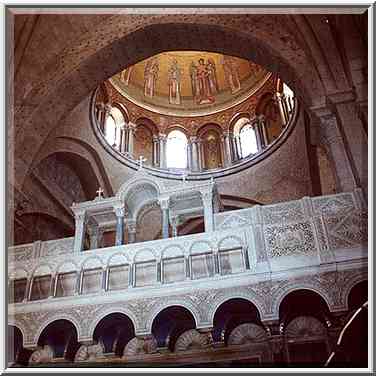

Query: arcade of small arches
[93,79,295,173]
[9,281,367,366]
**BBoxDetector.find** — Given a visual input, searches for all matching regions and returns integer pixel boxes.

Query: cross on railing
[181,171,188,183]
[138,155,147,170]
[96,187,104,200]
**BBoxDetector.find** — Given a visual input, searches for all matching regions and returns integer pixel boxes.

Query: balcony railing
[8,189,367,306]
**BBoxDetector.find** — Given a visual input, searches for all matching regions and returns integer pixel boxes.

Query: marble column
[73,211,86,253]
[275,93,288,126]
[251,119,262,152]
[127,220,137,244]
[159,198,170,239]
[311,106,358,193]
[202,191,214,232]
[120,124,127,153]
[114,207,125,246]
[231,134,239,161]
[127,122,136,157]
[152,135,159,167]
[87,224,100,250]
[197,139,203,171]
[190,136,199,172]
[170,216,180,237]
[259,115,269,148]
[328,92,368,195]
[158,133,167,168]
[223,132,232,167]
[186,141,192,170]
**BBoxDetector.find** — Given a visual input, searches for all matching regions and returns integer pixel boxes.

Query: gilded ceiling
[109,51,271,117]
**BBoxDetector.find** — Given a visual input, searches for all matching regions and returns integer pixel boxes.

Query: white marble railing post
[202,191,214,232]
[73,211,86,253]
[114,207,125,246]
[159,198,170,239]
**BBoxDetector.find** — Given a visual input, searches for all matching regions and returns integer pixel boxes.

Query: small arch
[146,302,200,335]
[278,289,331,327]
[88,308,138,341]
[36,319,80,361]
[134,248,157,262]
[273,285,332,319]
[112,102,129,123]
[342,274,368,311]
[117,177,162,203]
[211,297,263,344]
[55,260,79,274]
[161,244,185,259]
[189,240,213,255]
[107,252,130,267]
[347,280,368,311]
[92,312,135,356]
[229,112,252,134]
[151,305,196,350]
[218,235,244,250]
[166,129,188,169]
[80,256,104,270]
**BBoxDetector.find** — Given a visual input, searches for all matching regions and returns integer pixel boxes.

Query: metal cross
[138,155,147,170]
[96,187,104,199]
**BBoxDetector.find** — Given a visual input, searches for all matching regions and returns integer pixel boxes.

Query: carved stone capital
[127,219,137,233]
[114,206,126,218]
[159,197,170,210]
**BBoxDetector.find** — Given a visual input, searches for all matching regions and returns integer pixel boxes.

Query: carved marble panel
[261,200,305,225]
[264,221,316,258]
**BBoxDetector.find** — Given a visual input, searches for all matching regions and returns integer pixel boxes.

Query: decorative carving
[74,342,105,362]
[123,335,157,357]
[174,329,211,352]
[264,222,315,258]
[29,345,54,364]
[285,316,327,338]
[262,200,305,225]
[228,323,268,345]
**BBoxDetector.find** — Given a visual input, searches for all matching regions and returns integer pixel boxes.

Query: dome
[109,51,271,117]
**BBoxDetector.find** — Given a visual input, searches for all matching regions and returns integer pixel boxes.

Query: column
[201,191,214,232]
[275,92,288,126]
[170,216,180,237]
[186,140,192,170]
[159,198,170,239]
[259,115,269,148]
[223,132,232,167]
[328,92,368,195]
[197,139,203,171]
[73,211,86,253]
[158,133,167,168]
[87,224,99,250]
[120,125,127,153]
[127,220,137,244]
[190,136,199,172]
[96,103,105,132]
[231,134,239,161]
[311,106,358,193]
[127,122,136,157]
[114,207,125,246]
[152,135,159,167]
[253,119,264,151]
[213,247,220,275]
[235,135,242,159]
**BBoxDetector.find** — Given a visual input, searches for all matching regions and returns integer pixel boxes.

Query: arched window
[104,107,124,150]
[240,123,258,157]
[166,130,187,169]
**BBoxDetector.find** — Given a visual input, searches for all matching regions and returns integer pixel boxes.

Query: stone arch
[87,307,138,340]
[229,112,253,134]
[189,240,214,255]
[29,138,113,199]
[166,124,189,137]
[55,260,80,274]
[341,274,368,311]
[107,252,131,267]
[30,263,54,277]
[161,244,185,258]
[33,315,81,345]
[117,176,162,204]
[16,16,327,186]
[209,294,266,325]
[133,248,157,263]
[135,117,159,135]
[79,255,104,270]
[273,285,332,319]
[112,102,129,123]
[145,301,201,334]
[8,320,28,347]
[217,235,244,249]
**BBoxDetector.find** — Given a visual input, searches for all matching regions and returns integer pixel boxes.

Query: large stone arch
[87,307,138,341]
[341,273,368,311]
[209,293,266,325]
[272,285,333,319]
[8,319,28,348]
[14,14,328,187]
[144,301,201,334]
[33,315,81,346]
[28,137,114,198]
